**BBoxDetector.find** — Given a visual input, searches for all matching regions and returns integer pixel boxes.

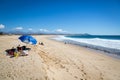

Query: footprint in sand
[52,78,55,80]
[77,67,80,69]
[45,76,49,80]
[74,76,78,79]
[66,68,69,72]
[60,64,65,69]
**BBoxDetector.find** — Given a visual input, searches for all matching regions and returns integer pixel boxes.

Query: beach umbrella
[18,35,37,45]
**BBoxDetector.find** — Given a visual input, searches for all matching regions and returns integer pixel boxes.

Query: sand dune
[0,35,120,80]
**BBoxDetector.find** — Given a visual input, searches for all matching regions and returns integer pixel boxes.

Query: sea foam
[53,36,120,56]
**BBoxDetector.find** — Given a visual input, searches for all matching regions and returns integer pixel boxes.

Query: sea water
[53,35,120,58]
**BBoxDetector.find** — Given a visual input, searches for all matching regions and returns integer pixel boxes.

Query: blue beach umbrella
[19,35,37,45]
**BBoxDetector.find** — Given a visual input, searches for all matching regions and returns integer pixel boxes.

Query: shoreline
[50,36,119,60]
[52,35,120,59]
[0,35,120,80]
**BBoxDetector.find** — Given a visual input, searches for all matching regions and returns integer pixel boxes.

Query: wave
[53,36,120,56]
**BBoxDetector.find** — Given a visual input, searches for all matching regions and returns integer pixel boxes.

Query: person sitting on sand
[39,42,44,45]
[7,47,16,56]
[17,45,22,52]
[64,42,67,44]
[11,47,16,52]
[22,46,26,50]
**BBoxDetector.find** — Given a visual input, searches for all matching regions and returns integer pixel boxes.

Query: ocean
[53,35,120,58]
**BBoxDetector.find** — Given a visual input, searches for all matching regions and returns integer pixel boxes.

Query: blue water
[66,35,120,40]
[53,35,120,58]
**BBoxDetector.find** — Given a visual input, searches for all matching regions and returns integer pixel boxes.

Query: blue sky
[0,0,120,35]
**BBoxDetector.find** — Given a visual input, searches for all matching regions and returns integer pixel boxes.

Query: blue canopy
[19,35,37,45]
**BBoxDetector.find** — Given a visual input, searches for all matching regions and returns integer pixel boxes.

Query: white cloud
[0,24,5,29]
[55,29,67,33]
[15,27,23,30]
[39,29,49,32]
[28,28,33,31]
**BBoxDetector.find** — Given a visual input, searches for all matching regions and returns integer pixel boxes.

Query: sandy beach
[0,35,120,80]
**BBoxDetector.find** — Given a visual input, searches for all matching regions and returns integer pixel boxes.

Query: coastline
[52,35,120,59]
[0,35,120,80]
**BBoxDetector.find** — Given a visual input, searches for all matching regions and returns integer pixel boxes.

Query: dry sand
[0,35,120,80]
